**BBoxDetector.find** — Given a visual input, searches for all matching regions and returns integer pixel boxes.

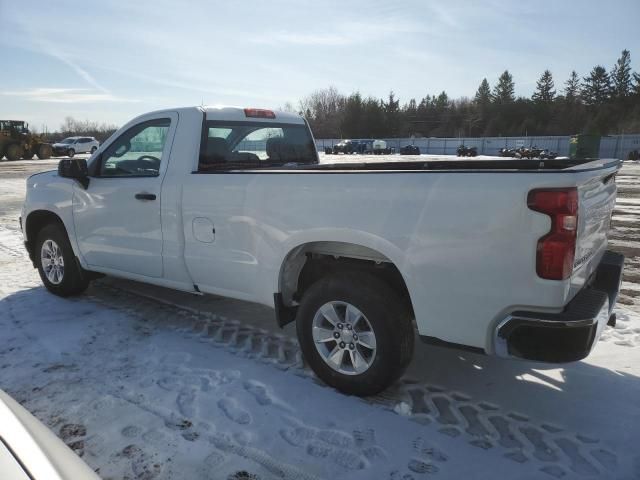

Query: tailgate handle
[135,193,156,201]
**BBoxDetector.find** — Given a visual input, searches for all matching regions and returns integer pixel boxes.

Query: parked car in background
[21,106,624,396]
[0,389,100,479]
[400,144,420,155]
[52,137,99,157]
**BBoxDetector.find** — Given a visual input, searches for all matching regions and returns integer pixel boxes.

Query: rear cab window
[198,119,318,171]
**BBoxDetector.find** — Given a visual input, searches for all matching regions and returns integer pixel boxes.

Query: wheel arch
[276,240,414,327]
[24,210,68,265]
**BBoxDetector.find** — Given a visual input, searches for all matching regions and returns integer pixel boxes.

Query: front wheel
[35,223,90,296]
[296,272,414,396]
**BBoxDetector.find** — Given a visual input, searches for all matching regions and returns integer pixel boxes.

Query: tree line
[298,49,640,139]
[34,117,119,143]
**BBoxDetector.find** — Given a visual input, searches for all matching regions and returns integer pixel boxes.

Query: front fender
[23,172,85,267]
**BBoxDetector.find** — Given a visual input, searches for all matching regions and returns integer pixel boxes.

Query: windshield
[59,138,76,144]
[198,120,317,171]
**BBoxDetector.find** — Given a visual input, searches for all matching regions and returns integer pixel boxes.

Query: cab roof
[201,106,305,124]
[139,106,305,124]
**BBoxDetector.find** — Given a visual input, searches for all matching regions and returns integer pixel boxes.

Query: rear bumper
[495,250,624,363]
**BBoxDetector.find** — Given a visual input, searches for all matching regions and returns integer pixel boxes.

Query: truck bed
[200,157,621,173]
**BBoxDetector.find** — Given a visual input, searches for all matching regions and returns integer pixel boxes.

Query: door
[78,138,91,153]
[73,113,178,277]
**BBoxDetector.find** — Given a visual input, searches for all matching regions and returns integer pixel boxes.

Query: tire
[22,150,34,160]
[37,144,52,160]
[296,272,414,396]
[67,148,75,158]
[5,144,23,161]
[90,146,97,154]
[35,223,90,297]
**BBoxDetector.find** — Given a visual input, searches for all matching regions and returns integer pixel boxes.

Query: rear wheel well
[278,242,414,326]
[298,255,412,309]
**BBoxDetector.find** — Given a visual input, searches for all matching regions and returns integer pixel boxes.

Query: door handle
[135,193,156,201]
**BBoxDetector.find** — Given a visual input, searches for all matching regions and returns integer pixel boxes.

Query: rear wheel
[296,272,414,396]
[67,148,75,158]
[35,223,90,296]
[37,144,52,159]
[5,144,23,161]
[90,146,97,154]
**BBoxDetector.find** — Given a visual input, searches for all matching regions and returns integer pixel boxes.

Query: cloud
[5,12,111,94]
[46,50,110,94]
[250,19,425,46]
[1,88,139,103]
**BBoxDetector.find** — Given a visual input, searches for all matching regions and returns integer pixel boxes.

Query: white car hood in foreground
[0,390,100,480]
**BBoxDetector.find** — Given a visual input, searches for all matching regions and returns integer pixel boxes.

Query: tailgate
[573,170,618,283]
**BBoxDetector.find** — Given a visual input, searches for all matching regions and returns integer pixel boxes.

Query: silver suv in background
[51,136,99,157]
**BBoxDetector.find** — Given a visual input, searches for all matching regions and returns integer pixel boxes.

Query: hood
[27,169,57,184]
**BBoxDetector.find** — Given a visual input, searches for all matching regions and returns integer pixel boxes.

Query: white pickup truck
[20,106,624,395]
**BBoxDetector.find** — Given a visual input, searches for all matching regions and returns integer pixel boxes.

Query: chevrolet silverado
[20,106,624,395]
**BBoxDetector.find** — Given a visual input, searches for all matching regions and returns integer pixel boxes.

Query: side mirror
[58,158,89,189]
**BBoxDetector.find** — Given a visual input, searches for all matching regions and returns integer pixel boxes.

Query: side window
[98,119,170,177]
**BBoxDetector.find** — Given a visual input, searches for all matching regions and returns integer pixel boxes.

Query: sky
[1,0,638,131]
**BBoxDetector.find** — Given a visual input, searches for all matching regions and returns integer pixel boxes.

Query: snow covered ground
[1,159,639,480]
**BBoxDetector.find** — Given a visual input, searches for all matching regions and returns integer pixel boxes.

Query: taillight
[527,188,579,280]
[244,108,276,119]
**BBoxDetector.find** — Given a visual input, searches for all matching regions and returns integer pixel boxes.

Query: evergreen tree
[564,70,581,101]
[361,97,385,138]
[341,92,364,137]
[532,70,556,103]
[435,91,449,110]
[611,49,632,98]
[384,91,401,136]
[581,66,611,105]
[405,98,417,115]
[634,72,640,96]
[474,78,491,105]
[493,70,515,104]
[531,70,556,104]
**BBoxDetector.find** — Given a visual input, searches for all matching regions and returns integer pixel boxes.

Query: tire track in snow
[87,281,620,479]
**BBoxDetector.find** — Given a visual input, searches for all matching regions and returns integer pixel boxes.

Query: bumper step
[495,250,624,363]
